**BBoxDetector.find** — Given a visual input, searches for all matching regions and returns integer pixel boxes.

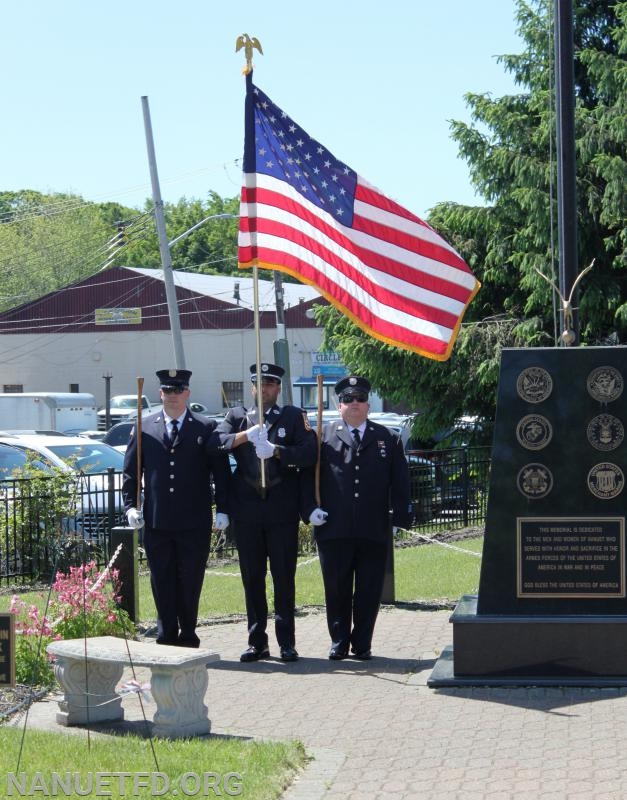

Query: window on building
[3,385,23,393]
[299,385,330,410]
[222,381,243,408]
[69,384,79,393]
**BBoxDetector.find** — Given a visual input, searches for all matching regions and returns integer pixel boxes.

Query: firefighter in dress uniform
[217,362,317,663]
[123,369,231,647]
[306,376,412,660]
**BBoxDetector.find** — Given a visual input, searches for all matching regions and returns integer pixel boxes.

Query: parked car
[97,394,154,431]
[0,442,37,481]
[0,433,125,472]
[306,410,342,431]
[67,429,107,441]
[0,429,67,437]
[0,433,125,543]
[407,453,438,523]
[102,420,135,453]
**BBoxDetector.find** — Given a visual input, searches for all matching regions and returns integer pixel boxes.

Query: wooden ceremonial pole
[135,376,144,510]
[315,374,324,506]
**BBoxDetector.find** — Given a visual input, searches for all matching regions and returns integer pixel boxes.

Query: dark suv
[102,421,135,452]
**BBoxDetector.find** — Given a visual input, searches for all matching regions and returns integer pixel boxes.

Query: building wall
[0,326,324,413]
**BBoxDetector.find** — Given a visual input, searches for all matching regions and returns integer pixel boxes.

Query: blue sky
[4,1,523,219]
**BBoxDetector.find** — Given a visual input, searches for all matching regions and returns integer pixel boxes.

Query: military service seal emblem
[515,414,553,450]
[517,463,553,499]
[587,463,624,499]
[516,367,553,404]
[587,414,624,452]
[586,366,623,404]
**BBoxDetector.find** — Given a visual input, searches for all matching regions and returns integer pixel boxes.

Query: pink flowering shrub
[10,561,133,686]
[10,595,58,686]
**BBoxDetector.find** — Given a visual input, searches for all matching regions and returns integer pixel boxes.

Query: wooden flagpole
[135,376,144,511]
[315,373,324,506]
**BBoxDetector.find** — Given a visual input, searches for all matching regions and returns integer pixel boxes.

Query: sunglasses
[161,386,187,395]
[340,393,368,404]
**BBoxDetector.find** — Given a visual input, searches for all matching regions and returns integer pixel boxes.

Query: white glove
[309,508,328,526]
[126,508,144,529]
[246,423,265,444]
[214,513,230,532]
[255,439,275,460]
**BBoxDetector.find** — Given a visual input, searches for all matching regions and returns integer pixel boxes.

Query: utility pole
[273,272,293,405]
[141,96,186,368]
[102,372,113,430]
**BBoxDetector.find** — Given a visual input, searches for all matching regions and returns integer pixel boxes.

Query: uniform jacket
[122,409,230,530]
[306,418,412,543]
[217,404,317,523]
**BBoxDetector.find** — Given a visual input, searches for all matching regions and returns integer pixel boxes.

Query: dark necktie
[352,428,361,447]
[169,419,179,446]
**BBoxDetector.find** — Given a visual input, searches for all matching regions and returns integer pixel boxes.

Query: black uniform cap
[156,368,192,388]
[334,375,371,397]
[250,363,285,383]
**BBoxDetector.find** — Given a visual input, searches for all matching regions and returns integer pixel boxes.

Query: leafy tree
[316,0,626,441]
[119,191,240,274]
[0,190,242,312]
[0,191,139,312]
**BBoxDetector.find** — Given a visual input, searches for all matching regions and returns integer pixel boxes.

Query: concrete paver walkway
[21,606,627,799]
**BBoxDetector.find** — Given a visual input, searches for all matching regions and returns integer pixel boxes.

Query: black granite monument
[429,346,627,685]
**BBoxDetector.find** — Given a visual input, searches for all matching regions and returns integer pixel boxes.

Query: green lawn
[0,727,306,800]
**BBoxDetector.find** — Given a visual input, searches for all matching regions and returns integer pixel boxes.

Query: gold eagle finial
[235,34,263,75]
[535,259,595,346]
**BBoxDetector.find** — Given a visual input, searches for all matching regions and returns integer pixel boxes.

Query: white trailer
[0,393,98,433]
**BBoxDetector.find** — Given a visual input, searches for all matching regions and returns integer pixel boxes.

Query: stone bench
[46,636,219,739]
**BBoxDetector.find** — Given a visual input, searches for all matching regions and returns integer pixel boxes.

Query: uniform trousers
[234,511,299,650]
[143,525,210,647]
[317,537,387,654]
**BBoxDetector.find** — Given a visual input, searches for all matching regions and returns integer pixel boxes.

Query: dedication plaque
[518,517,625,598]
[0,613,15,687]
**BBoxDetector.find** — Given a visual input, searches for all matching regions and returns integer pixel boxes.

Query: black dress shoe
[280,646,299,662]
[328,647,349,660]
[351,649,372,660]
[240,645,270,663]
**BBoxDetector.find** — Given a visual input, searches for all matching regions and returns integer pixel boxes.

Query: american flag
[238,73,480,360]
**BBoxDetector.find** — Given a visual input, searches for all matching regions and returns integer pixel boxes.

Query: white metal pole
[141,96,186,368]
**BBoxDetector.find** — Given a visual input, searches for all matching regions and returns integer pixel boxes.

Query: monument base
[428,595,627,687]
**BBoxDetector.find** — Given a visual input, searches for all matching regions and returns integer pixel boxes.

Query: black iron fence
[0,447,491,584]
[407,446,491,530]
[0,469,124,584]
